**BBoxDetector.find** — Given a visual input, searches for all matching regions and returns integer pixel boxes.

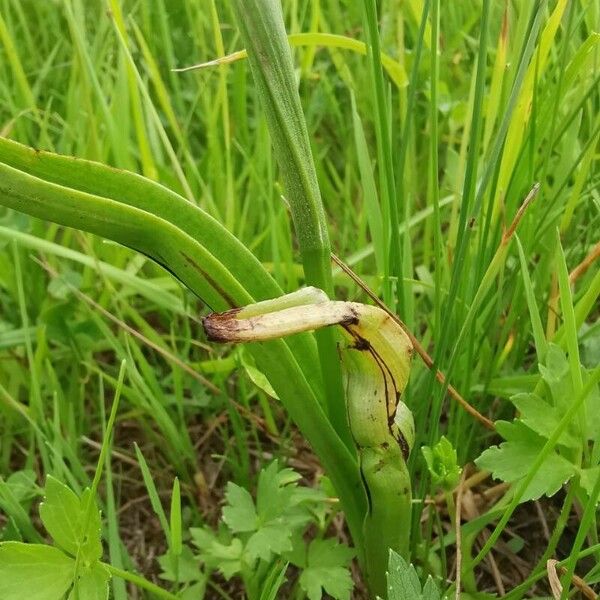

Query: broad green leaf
[78,489,103,564]
[39,476,81,555]
[0,542,74,600]
[189,527,218,553]
[68,563,110,600]
[39,477,102,563]
[475,421,576,501]
[222,483,257,533]
[298,539,354,600]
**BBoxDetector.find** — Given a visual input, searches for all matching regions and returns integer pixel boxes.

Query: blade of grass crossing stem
[134,442,171,538]
[482,6,509,155]
[73,361,126,580]
[230,0,352,451]
[556,232,586,462]
[92,360,126,495]
[515,235,548,362]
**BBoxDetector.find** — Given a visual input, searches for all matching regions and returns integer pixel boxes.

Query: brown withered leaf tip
[202,308,243,342]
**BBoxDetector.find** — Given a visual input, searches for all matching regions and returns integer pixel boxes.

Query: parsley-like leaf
[297,539,354,600]
[475,420,576,500]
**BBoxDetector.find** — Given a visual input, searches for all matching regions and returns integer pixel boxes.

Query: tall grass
[1,0,599,597]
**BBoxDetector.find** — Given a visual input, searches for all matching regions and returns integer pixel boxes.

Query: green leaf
[68,563,110,600]
[210,539,244,580]
[385,550,421,599]
[158,546,202,583]
[539,345,572,413]
[0,542,74,600]
[297,539,354,600]
[256,461,301,518]
[510,393,580,449]
[475,421,576,501]
[191,528,243,581]
[384,550,441,600]
[580,466,600,499]
[39,476,102,563]
[179,582,207,600]
[245,523,293,562]
[240,350,279,399]
[539,344,600,441]
[222,483,257,533]
[39,476,81,555]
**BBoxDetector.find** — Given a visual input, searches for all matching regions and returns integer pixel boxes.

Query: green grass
[1,0,599,598]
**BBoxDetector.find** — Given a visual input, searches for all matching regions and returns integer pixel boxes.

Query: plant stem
[103,563,180,600]
[230,0,355,458]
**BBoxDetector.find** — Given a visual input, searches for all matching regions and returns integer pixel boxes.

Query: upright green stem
[230,0,353,451]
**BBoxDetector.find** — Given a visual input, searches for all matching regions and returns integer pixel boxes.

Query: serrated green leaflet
[297,539,355,600]
[384,550,441,600]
